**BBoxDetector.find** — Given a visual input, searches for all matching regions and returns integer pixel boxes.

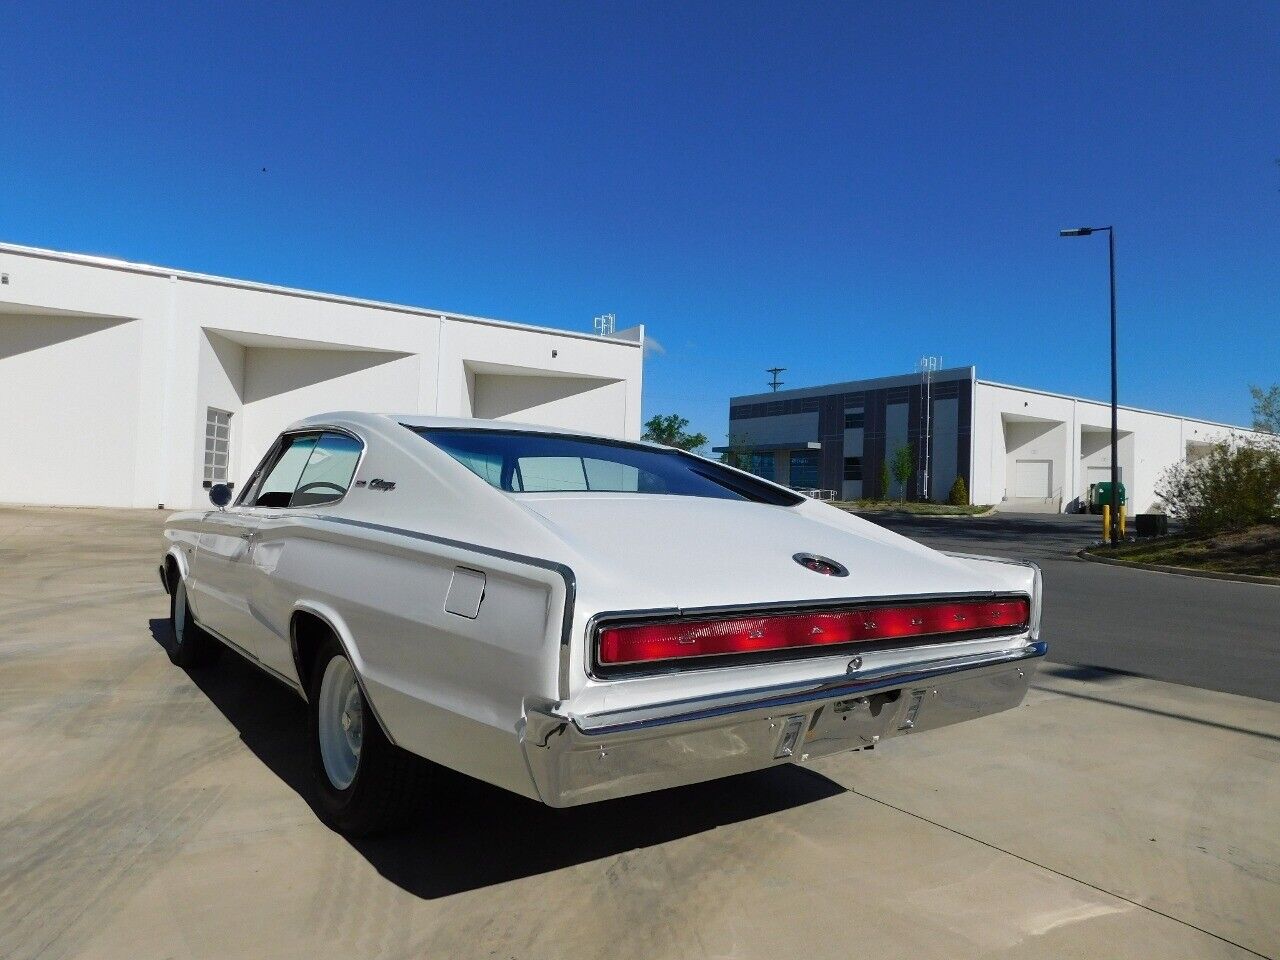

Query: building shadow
[148,619,846,899]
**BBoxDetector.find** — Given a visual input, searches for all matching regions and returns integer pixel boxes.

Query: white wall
[1079,429,1135,499]
[974,381,1259,513]
[238,347,421,479]
[440,321,643,439]
[471,372,628,436]
[1002,419,1067,501]
[194,331,247,504]
[0,312,143,506]
[0,243,644,508]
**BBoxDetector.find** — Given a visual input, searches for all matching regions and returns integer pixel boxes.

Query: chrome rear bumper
[522,641,1046,807]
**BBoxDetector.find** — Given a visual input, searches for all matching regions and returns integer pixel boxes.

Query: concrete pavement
[1,506,1277,960]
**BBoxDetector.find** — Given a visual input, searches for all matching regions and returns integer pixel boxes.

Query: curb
[916,506,999,519]
[1075,548,1280,587]
[842,506,998,519]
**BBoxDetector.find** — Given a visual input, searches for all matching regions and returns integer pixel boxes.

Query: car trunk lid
[516,494,998,611]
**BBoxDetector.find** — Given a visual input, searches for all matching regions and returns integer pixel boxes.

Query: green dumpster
[1086,481,1126,515]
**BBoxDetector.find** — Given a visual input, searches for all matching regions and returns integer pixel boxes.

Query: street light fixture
[1059,225,1120,543]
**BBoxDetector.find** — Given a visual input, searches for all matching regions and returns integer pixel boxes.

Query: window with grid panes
[203,408,231,485]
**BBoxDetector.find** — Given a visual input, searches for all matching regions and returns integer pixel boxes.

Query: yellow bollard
[1119,505,1126,538]
[1102,503,1111,543]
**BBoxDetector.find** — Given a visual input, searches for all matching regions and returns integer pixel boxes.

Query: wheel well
[291,610,335,694]
[163,555,179,592]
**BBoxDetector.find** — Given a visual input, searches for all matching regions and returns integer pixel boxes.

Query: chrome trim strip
[192,614,307,697]
[314,515,578,699]
[568,640,1047,736]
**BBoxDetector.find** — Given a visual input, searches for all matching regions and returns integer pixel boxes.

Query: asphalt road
[864,511,1280,702]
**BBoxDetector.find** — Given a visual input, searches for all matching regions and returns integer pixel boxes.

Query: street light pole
[1060,225,1120,544]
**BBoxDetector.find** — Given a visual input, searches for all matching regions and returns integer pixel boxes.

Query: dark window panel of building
[789,450,821,488]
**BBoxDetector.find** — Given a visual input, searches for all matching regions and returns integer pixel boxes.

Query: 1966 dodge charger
[161,412,1045,835]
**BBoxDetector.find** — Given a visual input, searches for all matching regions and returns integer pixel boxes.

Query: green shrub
[948,475,968,506]
[890,446,914,502]
[1156,436,1280,533]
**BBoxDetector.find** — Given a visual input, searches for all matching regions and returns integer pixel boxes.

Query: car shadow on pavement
[1034,662,1280,741]
[149,619,846,899]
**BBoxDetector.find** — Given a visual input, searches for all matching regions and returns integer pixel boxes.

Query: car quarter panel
[250,517,569,799]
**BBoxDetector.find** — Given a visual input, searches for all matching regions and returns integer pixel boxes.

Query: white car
[161,412,1045,835]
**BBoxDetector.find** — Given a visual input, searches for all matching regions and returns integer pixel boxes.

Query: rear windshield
[409,427,802,505]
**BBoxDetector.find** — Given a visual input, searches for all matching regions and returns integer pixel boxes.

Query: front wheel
[307,635,428,836]
[167,577,222,668]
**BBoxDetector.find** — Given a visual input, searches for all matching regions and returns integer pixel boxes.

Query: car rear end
[522,552,1044,807]
[400,421,1046,808]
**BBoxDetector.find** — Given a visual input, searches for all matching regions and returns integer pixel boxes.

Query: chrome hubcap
[318,656,362,790]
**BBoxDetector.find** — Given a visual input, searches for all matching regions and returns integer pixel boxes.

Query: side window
[517,456,589,492]
[449,447,506,488]
[252,435,319,508]
[291,432,362,507]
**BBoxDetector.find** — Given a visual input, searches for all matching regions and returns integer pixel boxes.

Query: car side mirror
[208,483,233,508]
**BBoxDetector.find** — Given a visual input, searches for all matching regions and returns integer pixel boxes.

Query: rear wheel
[167,576,222,668]
[307,634,428,836]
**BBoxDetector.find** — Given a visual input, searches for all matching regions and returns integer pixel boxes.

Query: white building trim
[0,242,644,509]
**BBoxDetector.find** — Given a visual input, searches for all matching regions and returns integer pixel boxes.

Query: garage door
[1087,465,1123,487]
[1014,460,1052,498]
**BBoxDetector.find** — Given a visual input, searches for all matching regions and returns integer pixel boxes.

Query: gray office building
[721,367,974,501]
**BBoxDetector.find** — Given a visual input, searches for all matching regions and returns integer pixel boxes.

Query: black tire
[307,634,429,836]
[167,575,223,668]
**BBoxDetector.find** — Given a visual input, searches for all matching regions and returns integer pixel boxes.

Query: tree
[1157,435,1280,533]
[1250,384,1280,434]
[890,445,914,502]
[948,475,969,506]
[642,414,708,452]
[879,459,891,500]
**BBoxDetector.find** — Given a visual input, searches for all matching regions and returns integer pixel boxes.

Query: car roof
[288,411,667,448]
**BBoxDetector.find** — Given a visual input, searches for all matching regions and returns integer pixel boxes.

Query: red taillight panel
[596,598,1029,667]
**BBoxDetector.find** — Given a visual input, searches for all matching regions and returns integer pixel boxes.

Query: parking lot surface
[1,506,1277,960]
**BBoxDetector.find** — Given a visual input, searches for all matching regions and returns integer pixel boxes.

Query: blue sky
[3,2,1277,444]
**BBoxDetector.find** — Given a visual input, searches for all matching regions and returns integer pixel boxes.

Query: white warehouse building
[0,242,644,510]
[725,366,1267,513]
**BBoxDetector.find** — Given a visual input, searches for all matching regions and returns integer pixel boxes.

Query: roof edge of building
[975,378,1264,434]
[0,240,642,348]
[730,365,976,404]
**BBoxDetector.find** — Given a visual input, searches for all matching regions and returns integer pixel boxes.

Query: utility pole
[766,367,786,393]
